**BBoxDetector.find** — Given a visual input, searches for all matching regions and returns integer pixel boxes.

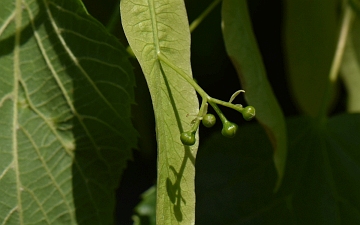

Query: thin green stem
[198,98,208,118]
[189,0,222,33]
[157,52,208,98]
[318,5,354,120]
[209,102,227,124]
[210,97,244,113]
[158,52,247,118]
[329,6,353,83]
[106,2,120,34]
[189,98,208,133]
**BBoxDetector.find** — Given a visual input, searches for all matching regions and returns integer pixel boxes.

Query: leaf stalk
[158,52,254,144]
[318,5,354,120]
[189,0,222,33]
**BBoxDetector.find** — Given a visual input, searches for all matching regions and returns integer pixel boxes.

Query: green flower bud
[202,114,216,128]
[221,121,238,138]
[180,131,196,146]
[242,106,255,121]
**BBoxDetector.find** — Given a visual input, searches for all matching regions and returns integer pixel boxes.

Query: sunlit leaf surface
[120,0,199,224]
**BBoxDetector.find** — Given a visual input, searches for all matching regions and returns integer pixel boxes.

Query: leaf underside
[120,0,199,224]
[0,0,136,224]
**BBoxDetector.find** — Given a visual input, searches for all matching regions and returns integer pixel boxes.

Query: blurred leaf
[0,0,137,224]
[133,186,156,225]
[277,117,314,196]
[349,0,360,15]
[341,16,360,113]
[283,0,338,116]
[221,0,287,190]
[195,122,291,225]
[196,114,360,224]
[120,1,199,224]
[282,114,360,224]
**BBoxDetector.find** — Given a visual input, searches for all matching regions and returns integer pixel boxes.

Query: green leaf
[283,0,338,116]
[221,0,287,190]
[349,0,360,15]
[195,123,280,224]
[132,186,156,225]
[196,114,360,224]
[282,114,360,224]
[120,1,199,224]
[0,0,137,224]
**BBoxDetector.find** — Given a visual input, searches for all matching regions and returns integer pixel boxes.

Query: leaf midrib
[148,0,160,55]
[146,0,178,222]
[14,0,23,223]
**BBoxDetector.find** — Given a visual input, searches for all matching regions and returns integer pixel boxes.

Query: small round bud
[242,106,255,121]
[202,114,216,128]
[221,121,238,138]
[180,131,196,146]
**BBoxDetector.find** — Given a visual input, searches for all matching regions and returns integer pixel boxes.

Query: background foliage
[1,0,360,224]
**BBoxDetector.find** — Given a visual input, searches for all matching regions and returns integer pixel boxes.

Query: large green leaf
[282,114,360,224]
[221,0,287,189]
[0,0,136,224]
[120,1,199,224]
[195,114,360,224]
[283,0,338,116]
[195,123,280,224]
